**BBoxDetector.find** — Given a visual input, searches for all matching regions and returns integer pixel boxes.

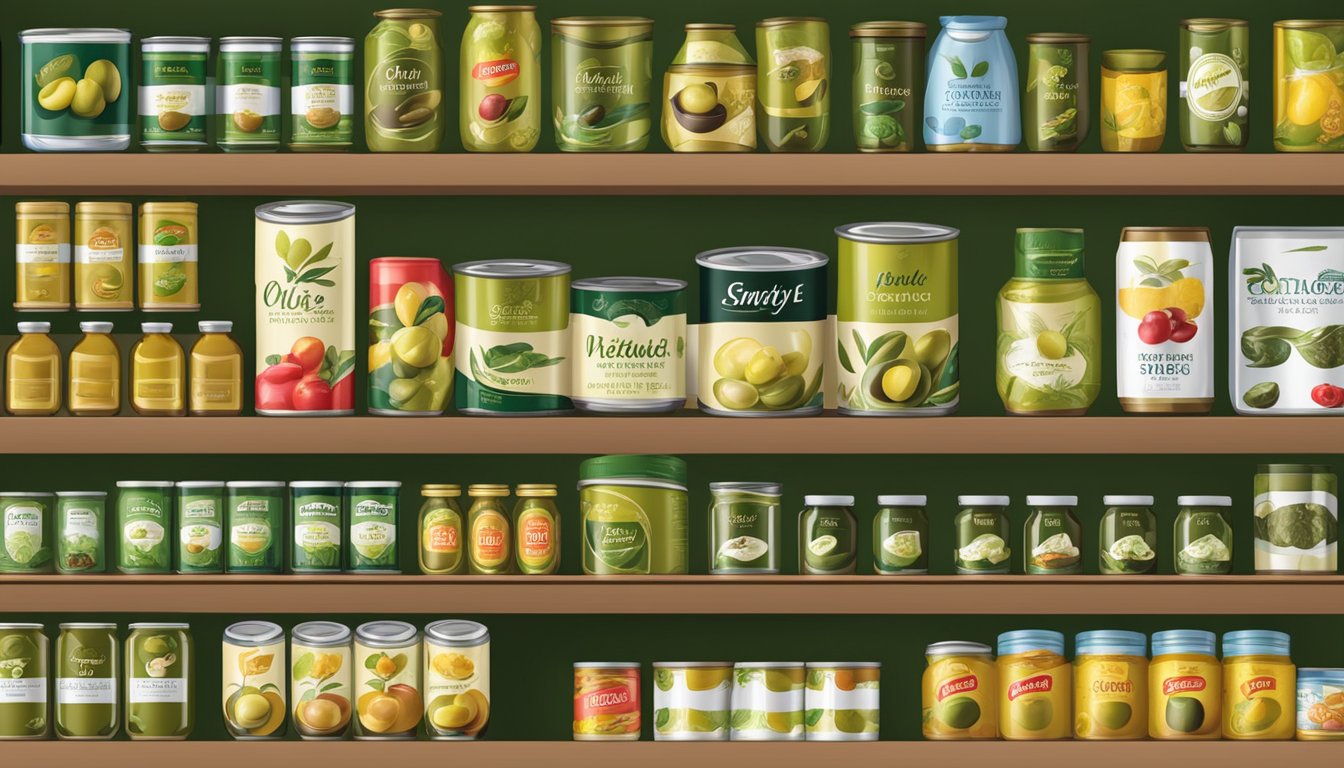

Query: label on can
[352,639,422,738]
[58,500,103,573]
[0,499,51,573]
[140,49,208,145]
[348,494,398,571]
[854,37,920,151]
[757,21,830,151]
[222,636,286,738]
[553,25,653,152]
[369,258,454,415]
[571,283,686,409]
[710,489,777,574]
[574,666,640,739]
[118,491,171,573]
[515,502,557,574]
[1149,656,1221,738]
[292,492,341,572]
[1026,41,1086,151]
[730,665,804,740]
[581,484,688,575]
[219,48,280,147]
[1253,489,1338,572]
[424,637,489,738]
[228,494,281,572]
[178,495,222,572]
[662,66,757,152]
[22,39,131,147]
[291,640,352,738]
[292,51,354,146]
[805,666,880,740]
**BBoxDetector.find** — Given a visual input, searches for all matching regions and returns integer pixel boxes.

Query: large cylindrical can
[254,201,356,415]
[1180,18,1249,151]
[56,622,118,740]
[369,257,453,415]
[461,5,542,152]
[570,276,686,413]
[1024,33,1090,152]
[365,9,444,152]
[851,22,925,152]
[756,17,830,152]
[552,17,653,152]
[20,28,132,152]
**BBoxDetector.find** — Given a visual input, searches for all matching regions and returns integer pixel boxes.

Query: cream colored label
[140,244,198,264]
[353,640,422,735]
[222,639,286,731]
[291,642,352,737]
[254,218,354,372]
[142,84,206,117]
[294,83,352,115]
[424,639,490,736]
[1116,240,1213,402]
[17,244,69,264]
[572,313,685,401]
[697,320,824,413]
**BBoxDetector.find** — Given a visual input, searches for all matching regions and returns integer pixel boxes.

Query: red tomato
[1311,384,1344,408]
[257,361,303,384]
[293,375,334,411]
[287,337,326,373]
[255,370,301,412]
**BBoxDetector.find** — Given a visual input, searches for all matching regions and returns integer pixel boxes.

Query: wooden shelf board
[3,575,1340,614]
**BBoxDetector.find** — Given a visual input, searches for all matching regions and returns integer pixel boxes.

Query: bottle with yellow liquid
[15,201,72,311]
[68,321,122,416]
[467,484,512,574]
[190,321,243,416]
[1100,50,1167,152]
[130,322,185,416]
[6,321,62,415]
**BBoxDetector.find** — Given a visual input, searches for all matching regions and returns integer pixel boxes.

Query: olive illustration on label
[36,56,121,120]
[671,81,727,133]
[710,333,820,412]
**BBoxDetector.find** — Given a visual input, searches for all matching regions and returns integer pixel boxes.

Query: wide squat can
[697,248,827,417]
[254,201,356,415]
[552,17,654,152]
[21,28,132,151]
[574,662,640,740]
[836,223,960,415]
[1181,18,1249,151]
[851,22,925,152]
[571,276,687,413]
[1025,33,1090,152]
[756,17,830,152]
[424,620,490,739]
[369,257,454,415]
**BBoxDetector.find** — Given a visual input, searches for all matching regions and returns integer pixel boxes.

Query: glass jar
[756,17,830,152]
[1150,629,1221,739]
[68,322,121,416]
[997,629,1070,740]
[365,9,443,152]
[0,623,49,739]
[1074,630,1147,739]
[1024,495,1081,575]
[7,321,61,415]
[1024,33,1090,152]
[924,16,1020,151]
[56,622,119,740]
[1180,18,1250,151]
[467,484,512,574]
[1273,20,1344,152]
[709,482,780,575]
[190,321,243,416]
[1174,495,1233,575]
[131,322,185,416]
[1101,49,1167,152]
[125,623,193,740]
[873,494,927,574]
[290,621,353,740]
[418,484,464,575]
[14,201,71,311]
[551,17,654,152]
[1099,495,1157,574]
[661,24,756,153]
[460,5,542,153]
[1296,667,1344,739]
[798,495,856,574]
[1253,464,1338,573]
[1223,630,1295,740]
[954,495,1011,574]
[514,483,559,574]
[922,641,997,739]
[850,21,925,152]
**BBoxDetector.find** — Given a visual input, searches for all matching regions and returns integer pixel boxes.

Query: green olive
[391,325,440,369]
[713,337,762,380]
[914,329,952,370]
[758,375,804,408]
[882,363,920,402]
[70,78,106,118]
[745,346,787,385]
[782,350,807,377]
[1242,381,1279,409]
[713,377,759,410]
[1036,330,1068,360]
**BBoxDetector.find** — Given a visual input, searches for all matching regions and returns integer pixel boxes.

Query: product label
[353,639,420,736]
[292,52,353,143]
[222,639,285,732]
[1007,673,1053,700]
[425,638,489,736]
[518,509,554,562]
[76,227,124,264]
[140,51,208,142]
[0,678,47,703]
[925,33,1017,146]
[663,70,756,151]
[17,243,70,264]
[938,674,979,701]
[571,289,685,403]
[1253,489,1338,572]
[129,677,187,704]
[854,39,918,151]
[58,677,116,705]
[554,36,652,151]
[1116,238,1214,405]
[454,273,570,413]
[426,521,460,553]
[1150,656,1220,738]
[219,51,280,142]
[3,505,45,568]
[291,642,351,737]
[758,30,828,119]
[1026,42,1083,149]
[1074,657,1145,738]
[470,511,510,569]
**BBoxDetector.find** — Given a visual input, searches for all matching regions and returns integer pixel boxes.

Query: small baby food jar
[290,621,353,740]
[922,641,997,740]
[1024,495,1082,575]
[1099,495,1157,574]
[573,662,640,740]
[798,495,857,574]
[513,484,559,575]
[1174,496,1233,575]
[467,484,512,575]
[709,482,781,575]
[1297,667,1344,739]
[805,662,880,740]
[873,495,927,574]
[954,495,1011,574]
[1150,629,1221,739]
[221,621,287,740]
[352,621,422,740]
[998,630,1071,740]
[729,662,805,740]
[1222,630,1295,740]
[419,484,464,575]
[652,661,732,741]
[1073,630,1147,739]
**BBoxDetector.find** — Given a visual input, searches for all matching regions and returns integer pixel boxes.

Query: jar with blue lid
[1073,630,1147,739]
[1297,667,1344,739]
[997,630,1070,740]
[1150,630,1220,739]
[1222,630,1295,740]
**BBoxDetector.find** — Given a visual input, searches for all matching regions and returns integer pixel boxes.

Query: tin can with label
[1254,464,1338,573]
[218,37,282,152]
[56,622,118,740]
[0,493,55,574]
[552,17,654,152]
[369,257,454,415]
[290,482,343,573]
[175,482,223,574]
[0,623,49,739]
[353,621,422,739]
[851,22,925,152]
[709,482,780,574]
[116,482,173,574]
[139,36,210,151]
[290,621,353,740]
[139,202,199,311]
[226,481,284,573]
[346,481,400,573]
[1101,50,1168,152]
[290,37,356,151]
[756,18,830,152]
[1181,19,1250,151]
[805,662,880,740]
[221,621,286,739]
[424,620,490,739]
[55,491,106,574]
[571,276,686,413]
[731,662,805,740]
[579,455,688,575]
[21,28,132,151]
[15,202,71,311]
[651,662,731,740]
[574,662,640,740]
[1025,34,1090,152]
[74,202,133,311]
[124,623,193,740]
[662,24,756,152]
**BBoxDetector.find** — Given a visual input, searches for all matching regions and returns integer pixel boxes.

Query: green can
[1025,33,1090,152]
[1174,495,1233,575]
[552,17,654,152]
[1099,495,1157,574]
[954,495,1011,574]
[290,37,356,151]
[799,495,857,574]
[125,623,193,740]
[139,37,210,151]
[365,8,444,152]
[226,481,284,573]
[579,455,688,575]
[55,492,106,574]
[1180,18,1250,151]
[873,494,928,574]
[1023,495,1082,575]
[20,28,132,151]
[56,623,118,740]
[217,37,282,152]
[175,482,223,574]
[0,492,55,574]
[709,482,780,574]
[116,482,173,574]
[291,481,343,573]
[0,623,48,740]
[345,481,400,573]
[851,22,925,152]
[757,17,830,152]
[453,259,573,415]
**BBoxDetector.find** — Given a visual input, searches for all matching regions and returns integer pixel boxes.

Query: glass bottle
[1174,495,1233,574]
[418,484,465,575]
[68,321,121,416]
[130,322,185,416]
[798,495,856,574]
[513,483,559,574]
[6,321,61,415]
[189,321,243,416]
[466,483,511,574]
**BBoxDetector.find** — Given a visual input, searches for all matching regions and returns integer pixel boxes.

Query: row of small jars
[4,320,242,416]
[417,483,560,576]
[922,629,1324,740]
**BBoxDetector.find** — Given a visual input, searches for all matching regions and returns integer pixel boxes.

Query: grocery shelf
[3,575,1340,615]
[0,153,1339,196]
[0,415,1338,454]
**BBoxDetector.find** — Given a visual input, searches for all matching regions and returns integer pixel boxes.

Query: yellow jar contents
[998,631,1071,740]
[514,484,559,575]
[131,322,185,416]
[139,202,200,311]
[15,201,72,311]
[1150,630,1221,739]
[6,322,62,415]
[190,321,243,415]
[922,642,998,740]
[74,202,134,311]
[1100,50,1167,152]
[467,484,512,575]
[419,485,465,575]
[1073,631,1148,740]
[68,321,121,416]
[1222,631,1296,740]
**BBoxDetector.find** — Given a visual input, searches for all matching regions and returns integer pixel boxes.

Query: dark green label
[585,519,648,573]
[140,51,208,144]
[710,491,777,573]
[800,507,856,574]
[219,49,280,146]
[348,492,398,572]
[873,507,928,573]
[291,491,342,572]
[1025,42,1087,151]
[1024,508,1082,574]
[227,492,282,572]
[699,265,826,324]
[177,493,223,574]
[954,507,1010,574]
[853,37,921,151]
[23,41,131,140]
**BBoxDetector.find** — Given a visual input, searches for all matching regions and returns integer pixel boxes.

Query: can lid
[128,622,190,629]
[958,495,1010,506]
[925,641,992,656]
[255,200,355,225]
[469,5,536,12]
[0,492,54,497]
[421,484,462,496]
[453,259,571,278]
[425,619,490,646]
[1102,49,1167,72]
[344,481,402,489]
[79,322,114,333]
[850,21,927,38]
[1223,630,1291,658]
[226,481,287,488]
[997,629,1065,656]
[940,15,1008,31]
[1103,495,1154,506]
[292,621,352,646]
[140,35,211,47]
[1257,463,1332,476]
[1119,226,1211,243]
[15,201,69,215]
[1026,495,1078,506]
[516,484,558,497]
[198,321,233,333]
[579,455,687,486]
[835,222,959,244]
[696,247,828,273]
[55,491,108,497]
[141,322,173,333]
[175,481,225,489]
[571,276,687,292]
[75,202,132,216]
[59,622,117,629]
[877,495,927,506]
[1026,32,1091,43]
[17,322,51,334]
[139,202,198,215]
[1015,228,1086,279]
[652,661,734,668]
[1177,495,1232,507]
[20,28,131,43]
[1075,630,1147,656]
[808,661,881,668]
[116,481,174,488]
[355,620,419,646]
[375,8,443,19]
[709,482,782,495]
[289,481,343,489]
[552,17,653,35]
[1275,20,1344,30]
[224,621,285,646]
[804,495,855,506]
[757,17,826,27]
[0,623,45,630]
[1152,629,1217,656]
[1181,18,1249,31]
[575,661,640,668]
[468,484,511,496]
[734,661,804,668]
[290,36,357,50]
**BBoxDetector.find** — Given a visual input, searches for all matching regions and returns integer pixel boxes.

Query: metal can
[352,621,422,740]
[805,662,880,740]
[579,455,688,575]
[21,28,132,151]
[923,641,998,739]
[1101,50,1167,152]
[124,623,193,740]
[552,17,654,152]
[365,8,444,152]
[115,481,173,574]
[225,481,285,573]
[1274,20,1344,152]
[56,622,118,740]
[345,481,400,573]
[466,484,512,574]
[74,202,133,311]
[651,662,731,740]
[418,484,465,574]
[221,621,287,740]
[570,276,687,413]
[139,36,210,151]
[15,201,71,311]
[174,481,223,574]
[453,259,572,415]
[730,662,804,740]
[138,202,199,311]
[55,491,106,574]
[513,484,559,575]
[1116,226,1214,413]
[1254,464,1338,573]
[290,481,343,574]
[290,621,353,740]
[461,5,542,152]
[662,24,756,152]
[756,17,829,152]
[697,248,827,417]
[574,662,640,740]
[290,37,356,151]
[1025,33,1090,152]
[1297,667,1344,739]
[0,623,49,740]
[369,257,454,415]
[709,482,780,574]
[835,222,960,415]
[1181,19,1250,151]
[424,620,490,740]
[0,492,55,574]
[874,494,928,574]
[851,22,924,152]
[254,201,356,415]
[217,37,282,152]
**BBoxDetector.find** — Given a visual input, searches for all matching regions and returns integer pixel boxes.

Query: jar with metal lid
[514,484,559,574]
[574,662,640,740]
[222,621,286,739]
[424,620,490,739]
[419,484,464,574]
[139,36,210,151]
[998,629,1070,740]
[352,621,422,739]
[289,481,342,574]
[799,495,856,574]
[0,623,49,739]
[1297,667,1344,738]
[1073,630,1147,739]
[290,621,353,740]
[1150,629,1220,739]
[955,495,1011,574]
[74,202,133,311]
[1174,495,1233,575]
[1024,33,1090,151]
[851,22,925,152]
[923,641,997,739]
[552,17,654,152]
[1223,630,1295,740]
[874,494,927,574]
[1100,495,1157,574]
[56,622,118,740]
[1024,495,1081,575]
[124,622,193,740]
[579,455,688,574]
[289,37,356,151]
[15,201,71,311]
[1180,18,1249,151]
[138,202,199,311]
[1101,49,1167,152]
[0,492,56,574]
[709,482,780,574]
[1253,464,1338,573]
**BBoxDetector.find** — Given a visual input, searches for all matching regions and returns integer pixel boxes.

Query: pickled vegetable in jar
[189,321,243,416]
[1222,630,1295,740]
[1099,495,1157,574]
[7,321,61,416]
[68,321,121,416]
[513,483,558,575]
[955,495,1011,574]
[1174,496,1233,575]
[1073,630,1147,739]
[873,495,927,574]
[922,641,998,740]
[467,484,511,574]
[1150,629,1221,739]
[419,484,464,575]
[131,323,185,416]
[998,630,1071,740]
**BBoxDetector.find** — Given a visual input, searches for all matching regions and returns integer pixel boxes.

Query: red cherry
[479,93,507,121]
[1169,322,1198,343]
[1138,311,1173,344]
[1165,307,1188,324]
